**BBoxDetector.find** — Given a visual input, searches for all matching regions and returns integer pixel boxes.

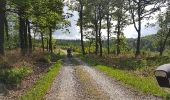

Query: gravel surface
[75,58,162,100]
[45,57,162,100]
[45,58,77,100]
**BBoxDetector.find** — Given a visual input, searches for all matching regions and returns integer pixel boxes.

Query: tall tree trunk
[24,19,28,54]
[117,16,121,56]
[27,19,32,53]
[0,1,5,55]
[106,14,110,55]
[33,24,37,50]
[79,0,85,55]
[95,8,99,55]
[99,9,102,57]
[136,2,141,57]
[4,15,9,49]
[159,29,170,56]
[47,38,49,51]
[49,27,53,54]
[95,23,98,55]
[19,11,25,55]
[40,32,44,52]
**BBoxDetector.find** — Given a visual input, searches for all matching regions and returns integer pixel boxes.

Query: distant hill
[56,34,160,51]
[127,34,159,51]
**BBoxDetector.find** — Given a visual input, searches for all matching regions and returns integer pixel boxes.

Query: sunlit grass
[96,65,169,97]
[20,60,62,100]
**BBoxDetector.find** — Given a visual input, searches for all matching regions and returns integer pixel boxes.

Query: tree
[78,0,85,55]
[156,8,170,56]
[128,0,164,57]
[0,0,6,55]
[114,0,129,55]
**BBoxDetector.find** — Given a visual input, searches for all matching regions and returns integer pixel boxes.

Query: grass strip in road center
[75,66,109,99]
[20,60,62,100]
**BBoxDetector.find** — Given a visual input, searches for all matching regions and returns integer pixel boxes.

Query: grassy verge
[20,60,62,100]
[80,55,170,98]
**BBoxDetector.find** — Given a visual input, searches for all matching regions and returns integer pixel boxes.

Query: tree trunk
[0,1,5,55]
[80,0,85,55]
[106,14,110,55]
[95,23,98,55]
[95,8,99,55]
[47,38,49,51]
[27,19,32,53]
[5,15,9,49]
[159,29,170,56]
[135,2,141,57]
[40,32,44,52]
[24,19,28,54]
[99,9,102,57]
[19,10,25,55]
[33,24,37,50]
[49,27,53,54]
[117,16,121,56]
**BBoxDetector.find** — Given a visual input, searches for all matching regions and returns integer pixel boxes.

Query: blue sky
[53,5,166,40]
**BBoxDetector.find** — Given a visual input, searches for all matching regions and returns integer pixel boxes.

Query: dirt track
[45,57,161,100]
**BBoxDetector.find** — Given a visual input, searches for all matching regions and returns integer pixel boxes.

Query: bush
[37,55,51,63]
[120,59,147,70]
[0,67,32,86]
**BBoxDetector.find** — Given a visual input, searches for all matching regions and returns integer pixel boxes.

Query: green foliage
[20,60,62,100]
[36,51,65,63]
[0,67,32,85]
[37,56,51,63]
[120,59,147,70]
[147,56,170,67]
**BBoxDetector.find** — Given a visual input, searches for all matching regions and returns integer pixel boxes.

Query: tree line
[73,0,168,57]
[0,0,67,56]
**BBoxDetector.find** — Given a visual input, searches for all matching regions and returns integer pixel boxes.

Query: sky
[53,4,167,40]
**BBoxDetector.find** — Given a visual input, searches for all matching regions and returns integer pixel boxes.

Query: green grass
[80,55,170,98]
[20,60,62,100]
[96,65,169,97]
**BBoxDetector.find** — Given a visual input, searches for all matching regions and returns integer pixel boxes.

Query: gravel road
[45,57,162,100]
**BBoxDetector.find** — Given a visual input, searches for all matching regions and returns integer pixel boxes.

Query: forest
[1,0,170,100]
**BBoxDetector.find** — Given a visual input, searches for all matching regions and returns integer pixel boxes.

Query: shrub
[37,55,51,63]
[120,59,147,70]
[0,67,32,86]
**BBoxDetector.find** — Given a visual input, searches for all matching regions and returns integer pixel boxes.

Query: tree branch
[129,0,138,31]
